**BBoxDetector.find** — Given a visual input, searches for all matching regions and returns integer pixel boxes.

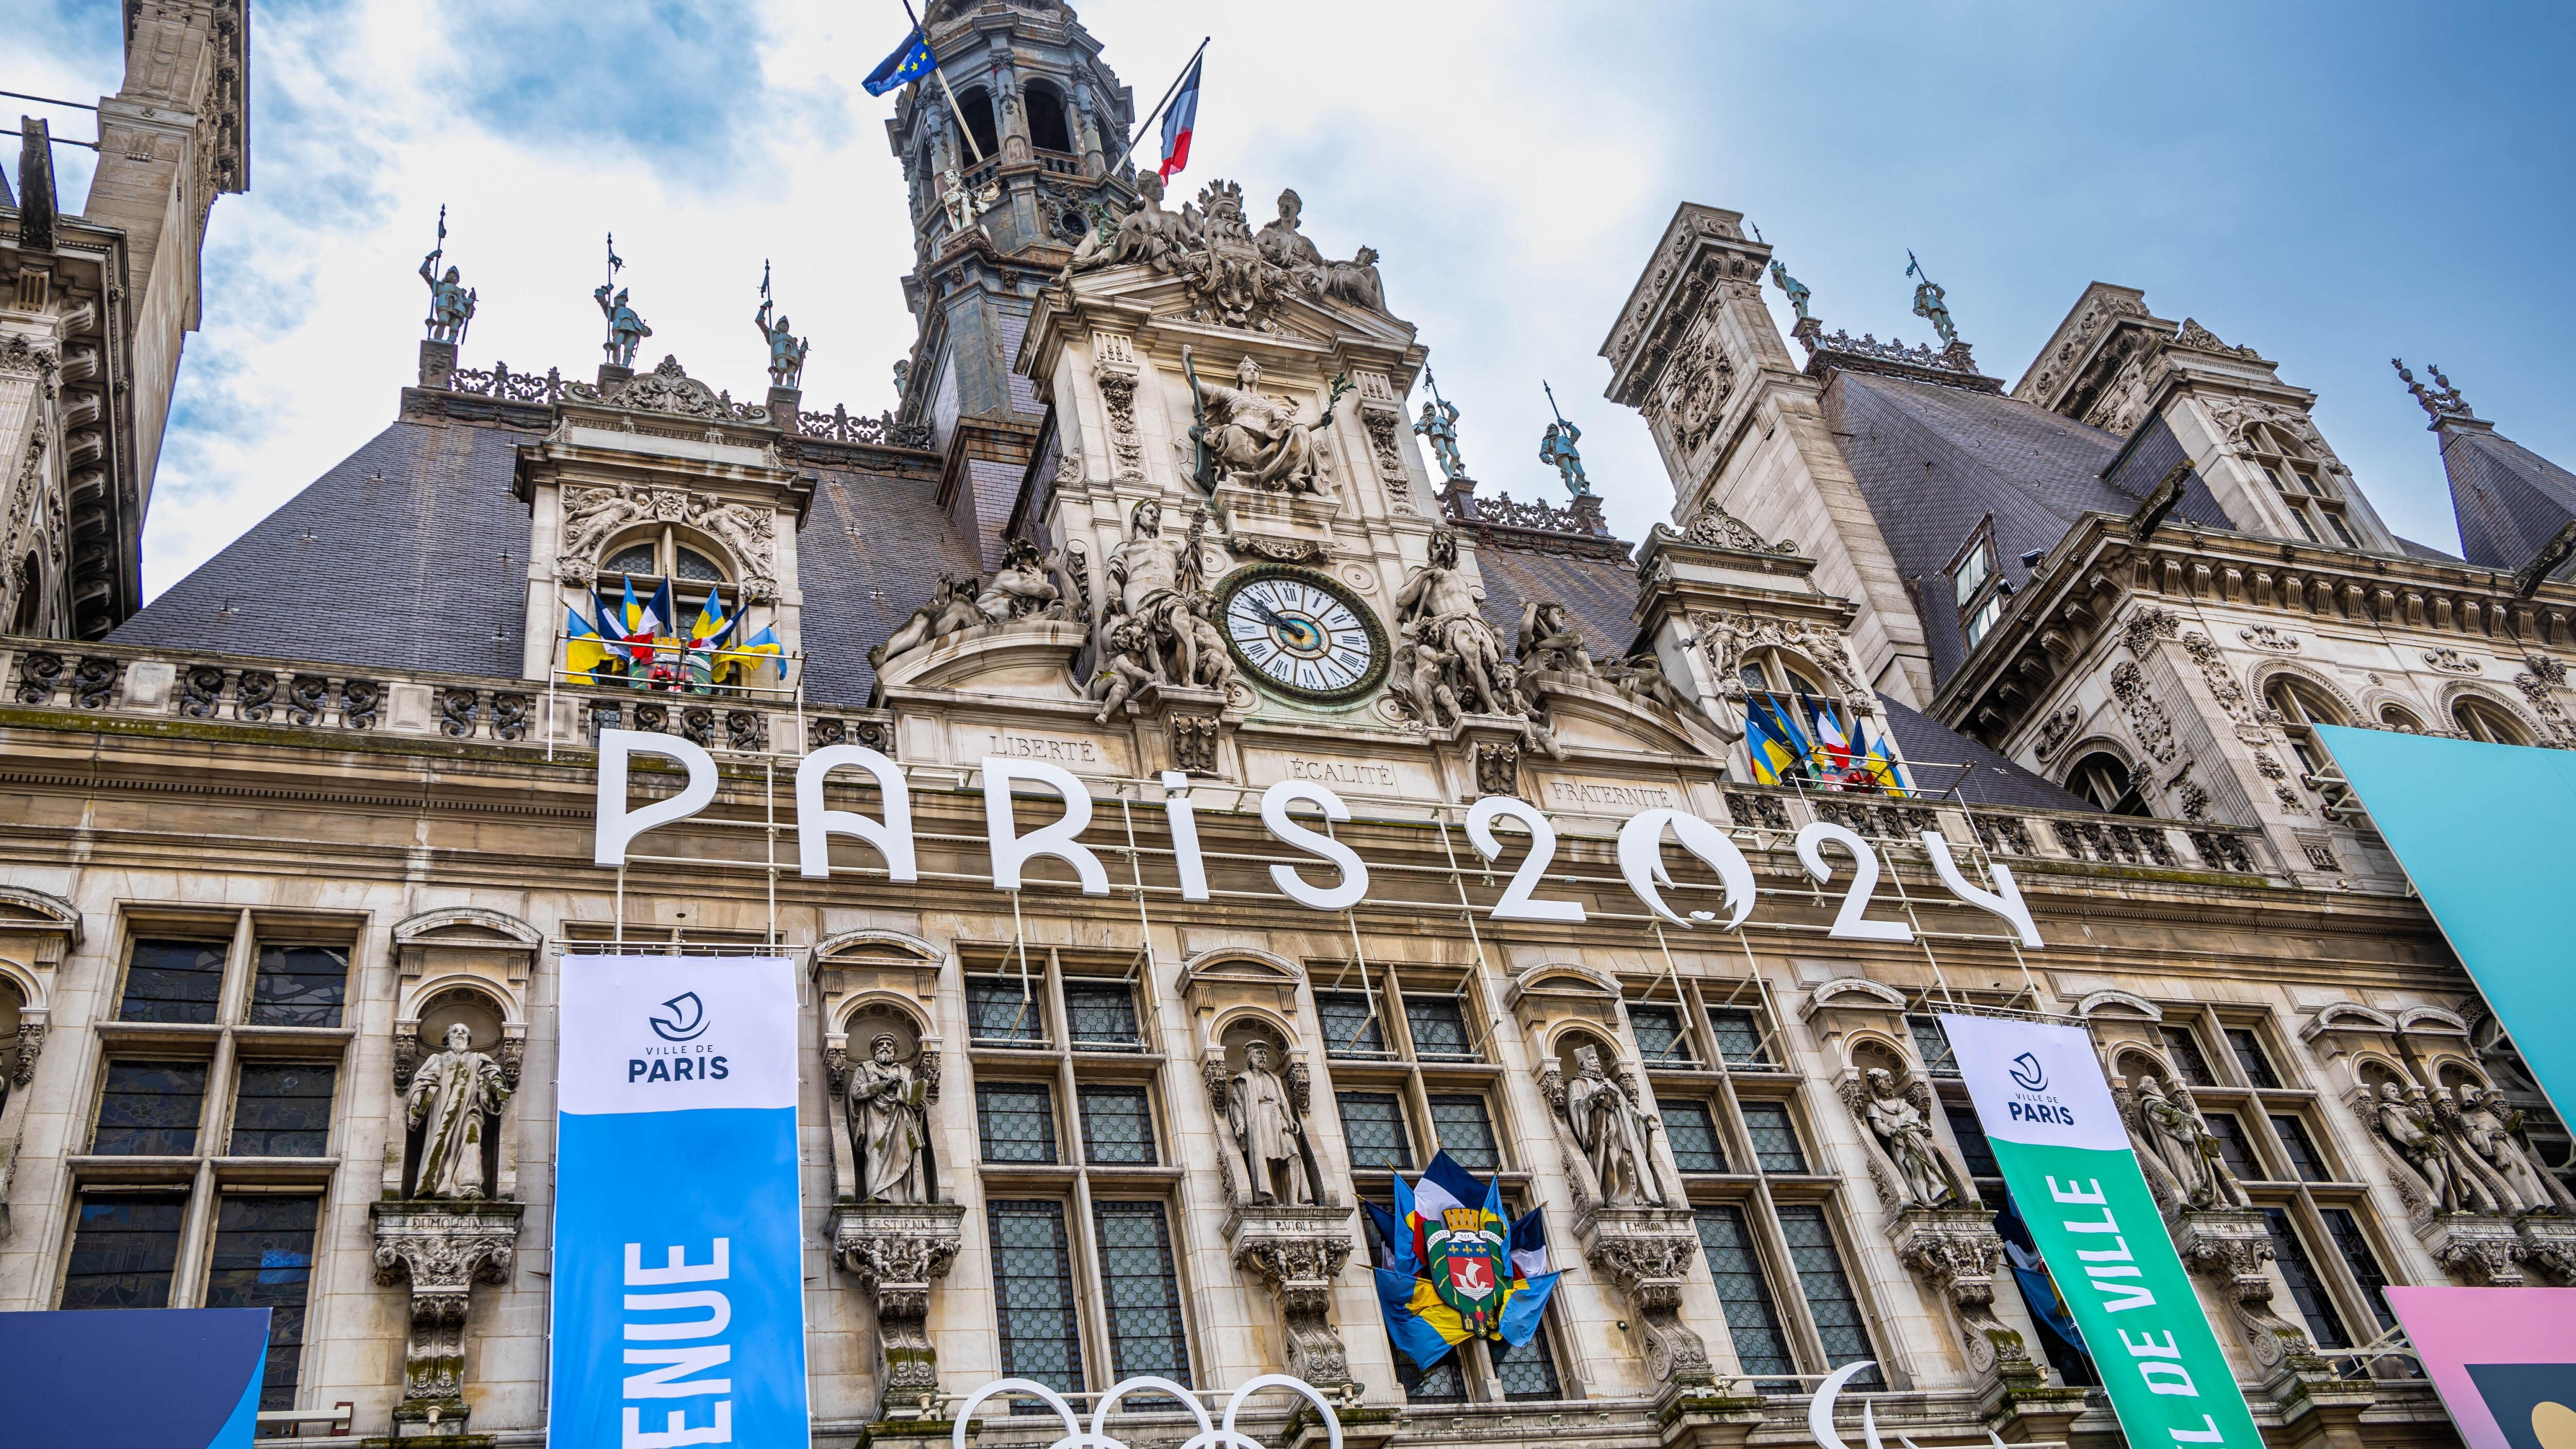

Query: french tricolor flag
[1158,53,1202,181]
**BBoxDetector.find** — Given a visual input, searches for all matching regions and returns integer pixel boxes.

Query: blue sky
[12,0,2574,593]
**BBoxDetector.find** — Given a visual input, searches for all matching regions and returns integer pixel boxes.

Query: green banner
[1941,1014,2262,1448]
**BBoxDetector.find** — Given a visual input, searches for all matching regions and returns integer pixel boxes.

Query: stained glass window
[2270,1114,2332,1183]
[1693,1205,1794,1380]
[1404,994,1477,1061]
[1064,980,1141,1051]
[60,1195,188,1309]
[1078,1086,1155,1166]
[1396,1347,1464,1402]
[120,940,226,1024]
[1427,1095,1498,1170]
[94,1061,208,1155]
[250,945,348,1028]
[1707,1008,1773,1068]
[988,1200,1085,1396]
[1777,1205,1877,1386]
[1093,1202,1190,1390]
[231,1063,336,1157]
[1629,1004,1693,1065]
[206,1196,320,1409]
[1662,1100,1728,1173]
[1739,1100,1807,1173]
[2226,1028,2281,1088]
[2262,1208,2351,1349]
[1492,1325,1564,1401]
[1314,991,1389,1059]
[1338,1092,1412,1170]
[2201,1111,2265,1183]
[2319,1207,2398,1335]
[967,975,1047,1046]
[977,1082,1059,1164]
[1943,1098,1999,1180]
[2159,1026,2215,1087]
[1908,1015,1959,1077]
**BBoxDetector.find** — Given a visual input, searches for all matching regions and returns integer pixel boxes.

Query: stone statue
[2456,1083,2565,1214]
[595,285,652,369]
[1175,592,1237,693]
[1253,188,1325,271]
[976,537,1064,623]
[847,1033,931,1204]
[1767,259,1811,322]
[1538,419,1590,497]
[406,1023,510,1200]
[1414,398,1467,483]
[2374,1081,2475,1214]
[1105,498,1191,647]
[871,575,986,668]
[1566,1045,1663,1207]
[1395,530,1509,717]
[420,253,477,344]
[1228,1039,1312,1205]
[1859,1067,1955,1208]
[1516,600,1596,679]
[1387,624,1461,731]
[1183,352,1343,495]
[2132,1075,2249,1211]
[1091,616,1158,724]
[755,298,809,388]
[1074,171,1197,275]
[1600,651,1738,740]
[1908,254,1958,349]
[939,166,998,241]
[1315,247,1386,312]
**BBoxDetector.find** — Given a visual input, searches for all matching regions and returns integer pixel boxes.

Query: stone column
[1574,1204,1712,1392]
[834,1202,968,1417]
[368,1202,523,1442]
[1226,1202,1359,1389]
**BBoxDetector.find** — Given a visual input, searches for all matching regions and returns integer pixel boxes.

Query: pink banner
[2387,1286,2576,1449]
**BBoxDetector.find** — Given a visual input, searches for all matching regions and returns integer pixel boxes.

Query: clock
[1216,565,1389,704]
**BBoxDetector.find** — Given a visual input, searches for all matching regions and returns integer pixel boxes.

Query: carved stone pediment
[570,354,770,424]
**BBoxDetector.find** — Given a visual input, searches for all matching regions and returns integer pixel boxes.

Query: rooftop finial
[1538,381,1589,499]
[1905,249,1959,349]
[418,204,476,346]
[2392,357,2476,424]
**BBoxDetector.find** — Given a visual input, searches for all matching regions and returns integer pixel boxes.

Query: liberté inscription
[984,731,1101,765]
[590,731,2046,948]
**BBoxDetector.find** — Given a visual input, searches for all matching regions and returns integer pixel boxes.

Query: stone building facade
[3,3,2572,1447]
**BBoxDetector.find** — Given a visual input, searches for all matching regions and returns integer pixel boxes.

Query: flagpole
[1107,35,1209,179]
[898,0,989,166]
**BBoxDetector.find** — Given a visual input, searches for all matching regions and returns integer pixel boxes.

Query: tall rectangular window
[1693,1206,1795,1380]
[1491,1327,1563,1401]
[2159,1026,2215,1087]
[1403,995,1477,1061]
[2225,1028,2281,1089]
[1628,1004,1693,1065]
[60,1195,190,1308]
[230,1063,337,1157]
[1777,1205,1877,1385]
[249,945,349,1028]
[1662,1100,1728,1173]
[120,940,227,1024]
[1907,1015,1959,1077]
[1426,1095,1499,1170]
[987,1200,1085,1397]
[1093,1202,1190,1387]
[205,1196,320,1409]
[1337,1092,1412,1170]
[976,1082,1060,1164]
[2318,1207,2398,1335]
[1063,980,1141,1051]
[1707,1008,1772,1068]
[967,976,1047,1046]
[2200,1111,2264,1183]
[1077,1086,1156,1166]
[1739,1100,1807,1173]
[1943,1099,1999,1180]
[94,1061,209,1155]
[1313,991,1388,1059]
[2270,1115,2332,1183]
[1396,1349,1465,1403]
[2262,1208,2351,1350]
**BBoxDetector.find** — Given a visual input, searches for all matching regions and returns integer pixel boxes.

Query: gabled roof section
[113,417,537,678]
[2439,422,2576,574]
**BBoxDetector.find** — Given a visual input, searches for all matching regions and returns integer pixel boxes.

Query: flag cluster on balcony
[1363,1151,1558,1368]
[564,579,781,689]
[1744,694,1912,794]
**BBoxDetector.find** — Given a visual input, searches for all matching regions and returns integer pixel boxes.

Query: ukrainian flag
[1744,699,1801,785]
[565,602,609,675]
[719,624,783,685]
[1858,719,1912,796]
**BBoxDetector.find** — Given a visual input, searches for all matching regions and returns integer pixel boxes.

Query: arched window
[1739,648,1886,789]
[2263,675,2344,776]
[2245,421,2360,550]
[2376,703,2424,734]
[1024,79,1073,154]
[956,87,1001,167]
[2065,751,2148,816]
[588,528,738,685]
[2454,696,2531,746]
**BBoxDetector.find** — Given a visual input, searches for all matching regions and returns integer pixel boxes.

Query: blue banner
[2315,725,2576,1123]
[549,956,808,1449]
[1,1307,268,1447]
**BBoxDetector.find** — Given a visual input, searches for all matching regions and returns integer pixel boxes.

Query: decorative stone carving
[1694,611,1872,719]
[581,354,769,424]
[1228,1037,1314,1206]
[1572,1205,1711,1389]
[2453,1082,2574,1214]
[1180,348,1346,496]
[872,574,988,670]
[834,1201,968,1414]
[1681,499,1791,554]
[1889,1207,2029,1378]
[2418,1211,2527,1288]
[1096,368,1146,481]
[2109,662,2178,765]
[1170,711,1221,776]
[2423,647,2481,675]
[846,1033,934,1204]
[2167,1208,2321,1371]
[1360,404,1409,496]
[371,1201,522,1435]
[2356,1081,2496,1218]
[2032,703,2080,760]
[8,1019,43,1088]
[557,482,781,602]
[1840,1067,1976,1211]
[2119,605,2179,656]
[1225,532,1327,565]
[1226,1203,1359,1388]
[2512,657,2576,746]
[1397,530,1514,719]
[2240,624,2302,653]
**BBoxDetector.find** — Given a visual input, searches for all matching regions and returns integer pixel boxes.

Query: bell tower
[887,0,1133,562]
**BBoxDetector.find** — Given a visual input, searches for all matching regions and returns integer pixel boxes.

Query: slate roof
[1873,693,2091,811]
[1822,374,2233,690]
[1470,538,1641,659]
[2438,420,2576,573]
[801,461,990,707]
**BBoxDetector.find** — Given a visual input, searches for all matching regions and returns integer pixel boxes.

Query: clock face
[1217,566,1388,704]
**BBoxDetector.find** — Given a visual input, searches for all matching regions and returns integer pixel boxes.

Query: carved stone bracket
[834,1201,968,1416]
[2168,1207,2323,1372]
[2418,1211,2529,1287]
[2517,1216,2576,1284]
[1887,1206,2029,1381]
[1573,1204,1712,1391]
[370,1201,522,1436]
[1138,680,1232,778]
[1226,1202,1358,1389]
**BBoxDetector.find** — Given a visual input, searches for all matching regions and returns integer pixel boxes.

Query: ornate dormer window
[2245,422,2360,549]
[572,526,772,693]
[1738,648,1894,790]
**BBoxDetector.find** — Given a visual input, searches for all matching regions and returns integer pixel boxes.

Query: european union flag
[862,27,938,97]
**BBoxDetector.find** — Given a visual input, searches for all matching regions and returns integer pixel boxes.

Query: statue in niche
[1229,1039,1312,1205]
[1181,351,1347,496]
[419,253,477,344]
[2372,1081,2476,1214]
[2130,1075,2249,1212]
[754,296,809,388]
[408,1023,511,1200]
[2454,1083,2563,1214]
[1253,188,1325,271]
[594,285,652,369]
[1855,1067,1957,1208]
[847,1033,931,1205]
[1565,1045,1664,1208]
[1395,530,1509,717]
[1767,259,1812,322]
